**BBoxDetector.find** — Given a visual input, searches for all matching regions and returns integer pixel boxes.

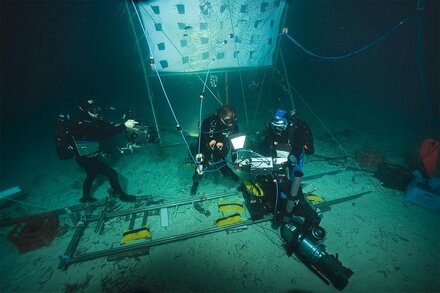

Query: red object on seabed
[7,212,59,253]
[419,138,440,177]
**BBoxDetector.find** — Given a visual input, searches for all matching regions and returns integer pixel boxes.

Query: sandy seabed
[0,130,439,293]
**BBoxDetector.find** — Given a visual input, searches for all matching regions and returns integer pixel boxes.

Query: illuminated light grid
[139,0,286,73]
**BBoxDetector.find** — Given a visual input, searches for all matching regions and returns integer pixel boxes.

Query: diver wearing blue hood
[264,109,319,231]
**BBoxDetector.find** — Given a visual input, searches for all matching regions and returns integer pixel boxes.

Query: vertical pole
[278,1,295,111]
[273,0,290,66]
[225,72,229,104]
[125,1,161,143]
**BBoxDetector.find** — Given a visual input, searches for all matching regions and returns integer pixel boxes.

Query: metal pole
[94,197,112,234]
[273,0,290,67]
[65,216,272,267]
[59,190,368,269]
[125,1,161,143]
[225,72,229,104]
[86,191,237,222]
[58,220,86,270]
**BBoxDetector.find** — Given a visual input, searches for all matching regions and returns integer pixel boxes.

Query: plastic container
[404,170,440,212]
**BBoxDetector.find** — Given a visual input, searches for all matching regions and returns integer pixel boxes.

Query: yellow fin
[306,195,325,203]
[215,213,242,227]
[243,181,264,197]
[218,202,245,213]
[120,226,151,244]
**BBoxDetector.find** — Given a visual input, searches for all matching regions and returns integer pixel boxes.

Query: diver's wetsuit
[277,179,321,229]
[264,115,319,230]
[191,113,239,194]
[71,111,131,202]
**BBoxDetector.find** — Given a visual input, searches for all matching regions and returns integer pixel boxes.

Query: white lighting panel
[138,0,286,73]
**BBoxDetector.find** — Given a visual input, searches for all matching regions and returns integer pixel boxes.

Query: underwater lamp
[229,133,246,150]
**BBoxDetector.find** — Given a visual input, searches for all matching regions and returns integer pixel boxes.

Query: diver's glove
[124,119,139,129]
[208,140,216,149]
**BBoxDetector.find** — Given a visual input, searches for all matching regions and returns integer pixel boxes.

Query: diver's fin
[215,213,242,227]
[306,195,325,203]
[218,202,245,213]
[243,181,264,197]
[120,226,151,244]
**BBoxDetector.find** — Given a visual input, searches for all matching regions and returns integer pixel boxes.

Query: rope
[226,0,249,127]
[284,15,417,60]
[151,62,196,162]
[197,67,212,158]
[197,98,204,156]
[134,2,233,170]
[138,4,222,105]
[132,2,196,162]
[279,47,295,111]
[252,68,268,128]
[290,85,364,172]
[127,1,161,143]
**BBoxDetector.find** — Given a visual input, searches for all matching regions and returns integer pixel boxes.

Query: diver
[70,99,139,203]
[262,109,320,232]
[191,104,240,195]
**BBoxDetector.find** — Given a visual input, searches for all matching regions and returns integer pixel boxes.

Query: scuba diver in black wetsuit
[264,110,354,286]
[191,104,240,195]
[262,109,321,233]
[70,99,139,203]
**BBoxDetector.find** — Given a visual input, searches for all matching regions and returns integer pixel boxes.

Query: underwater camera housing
[119,110,159,154]
[281,223,353,290]
[126,125,159,145]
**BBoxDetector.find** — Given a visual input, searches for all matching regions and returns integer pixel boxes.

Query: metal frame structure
[57,189,369,270]
[58,190,245,270]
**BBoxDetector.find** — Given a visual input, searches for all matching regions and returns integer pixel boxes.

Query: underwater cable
[197,65,213,157]
[196,157,227,174]
[274,178,279,222]
[284,15,417,60]
[147,53,196,161]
